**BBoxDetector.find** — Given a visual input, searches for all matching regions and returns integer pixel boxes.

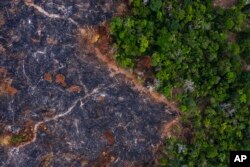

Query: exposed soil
[0,68,18,96]
[213,0,237,8]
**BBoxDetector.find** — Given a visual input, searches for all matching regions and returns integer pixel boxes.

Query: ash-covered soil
[0,0,177,166]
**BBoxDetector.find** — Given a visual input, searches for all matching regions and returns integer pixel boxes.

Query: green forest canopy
[110,0,250,166]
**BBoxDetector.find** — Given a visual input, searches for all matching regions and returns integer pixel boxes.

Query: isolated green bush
[111,0,250,166]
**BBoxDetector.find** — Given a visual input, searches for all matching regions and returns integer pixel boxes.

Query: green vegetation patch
[110,0,250,166]
[10,135,27,145]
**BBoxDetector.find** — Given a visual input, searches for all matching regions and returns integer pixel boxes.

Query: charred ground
[0,0,177,166]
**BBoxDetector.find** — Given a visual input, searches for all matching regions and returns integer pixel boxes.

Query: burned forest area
[0,0,178,167]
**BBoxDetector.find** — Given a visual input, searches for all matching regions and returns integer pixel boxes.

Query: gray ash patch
[0,0,177,166]
[32,0,114,25]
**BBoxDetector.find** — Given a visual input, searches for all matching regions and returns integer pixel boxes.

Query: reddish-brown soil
[115,2,129,16]
[213,0,237,8]
[0,13,5,28]
[43,73,53,82]
[55,74,67,87]
[0,67,18,96]
[46,37,58,45]
[161,117,181,138]
[102,130,116,145]
[66,85,82,93]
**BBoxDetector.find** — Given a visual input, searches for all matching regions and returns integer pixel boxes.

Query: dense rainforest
[110,0,250,166]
